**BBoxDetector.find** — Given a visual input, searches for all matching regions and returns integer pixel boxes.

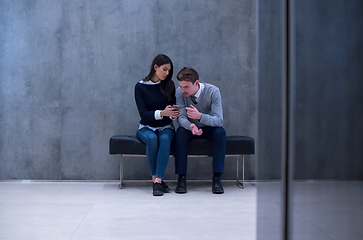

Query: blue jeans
[136,127,174,179]
[174,126,226,175]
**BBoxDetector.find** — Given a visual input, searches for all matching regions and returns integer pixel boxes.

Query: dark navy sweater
[134,82,176,127]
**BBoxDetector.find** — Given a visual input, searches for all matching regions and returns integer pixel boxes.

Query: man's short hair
[176,67,199,84]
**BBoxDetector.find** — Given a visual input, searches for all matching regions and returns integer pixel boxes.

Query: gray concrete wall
[258,0,363,180]
[0,0,257,180]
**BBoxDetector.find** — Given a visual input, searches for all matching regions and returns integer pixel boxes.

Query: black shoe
[212,175,224,194]
[161,181,171,193]
[153,182,164,196]
[175,175,187,194]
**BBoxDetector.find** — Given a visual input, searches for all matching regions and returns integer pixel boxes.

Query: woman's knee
[137,128,158,143]
[159,130,174,143]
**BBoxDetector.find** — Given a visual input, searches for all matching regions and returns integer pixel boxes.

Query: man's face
[179,80,199,97]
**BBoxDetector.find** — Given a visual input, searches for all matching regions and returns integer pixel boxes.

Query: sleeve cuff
[155,110,162,120]
[199,113,204,123]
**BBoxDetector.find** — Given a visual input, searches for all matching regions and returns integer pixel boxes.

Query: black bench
[109,135,255,189]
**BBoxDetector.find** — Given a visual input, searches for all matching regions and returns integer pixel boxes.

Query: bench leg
[236,155,245,189]
[119,155,124,189]
[243,155,245,188]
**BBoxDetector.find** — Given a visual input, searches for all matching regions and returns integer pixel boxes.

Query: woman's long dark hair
[144,54,174,101]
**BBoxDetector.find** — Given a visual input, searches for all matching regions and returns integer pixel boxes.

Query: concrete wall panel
[0,0,257,180]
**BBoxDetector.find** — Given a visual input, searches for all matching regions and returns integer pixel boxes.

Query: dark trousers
[174,126,226,175]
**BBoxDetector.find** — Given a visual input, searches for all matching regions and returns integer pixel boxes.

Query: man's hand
[190,123,203,136]
[186,105,202,120]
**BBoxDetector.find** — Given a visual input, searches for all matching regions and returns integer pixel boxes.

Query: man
[174,67,226,194]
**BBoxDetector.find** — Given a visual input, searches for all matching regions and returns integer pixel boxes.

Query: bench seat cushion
[109,135,255,156]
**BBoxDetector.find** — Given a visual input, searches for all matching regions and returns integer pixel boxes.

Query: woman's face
[154,64,171,81]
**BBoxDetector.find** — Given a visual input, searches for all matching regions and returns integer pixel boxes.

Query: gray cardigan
[176,83,223,130]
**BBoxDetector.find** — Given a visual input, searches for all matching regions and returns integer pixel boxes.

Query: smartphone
[172,105,181,110]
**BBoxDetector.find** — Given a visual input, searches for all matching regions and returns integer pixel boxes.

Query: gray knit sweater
[176,83,223,130]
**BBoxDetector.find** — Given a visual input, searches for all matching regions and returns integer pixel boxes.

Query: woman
[134,54,180,196]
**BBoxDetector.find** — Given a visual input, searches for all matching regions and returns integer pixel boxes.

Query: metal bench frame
[118,154,246,189]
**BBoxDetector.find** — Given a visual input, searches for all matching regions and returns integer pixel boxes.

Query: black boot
[212,175,224,194]
[175,175,187,194]
[153,182,164,196]
[161,181,171,193]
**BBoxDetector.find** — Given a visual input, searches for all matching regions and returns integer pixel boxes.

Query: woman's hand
[161,105,180,118]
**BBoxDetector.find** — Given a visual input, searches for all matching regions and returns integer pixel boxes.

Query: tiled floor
[0,181,256,240]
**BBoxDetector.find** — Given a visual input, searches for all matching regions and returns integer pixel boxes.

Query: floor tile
[0,181,256,240]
